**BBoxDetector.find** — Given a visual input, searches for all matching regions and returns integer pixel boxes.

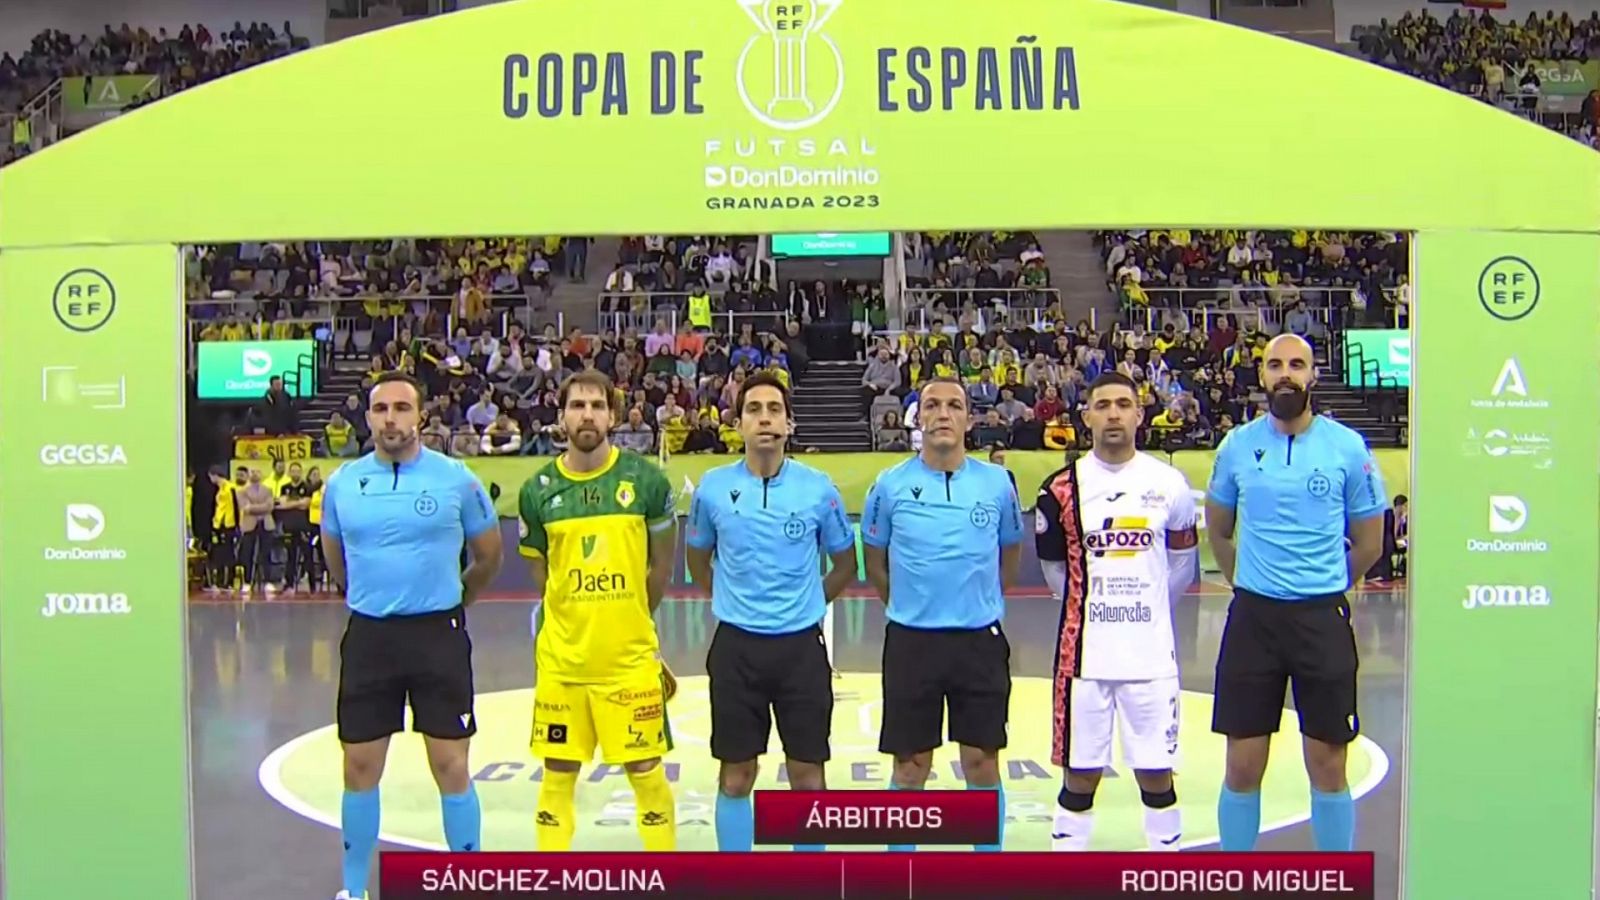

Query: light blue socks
[341,788,381,898]
[1217,786,1261,851]
[715,792,754,852]
[441,785,481,852]
[1310,788,1354,851]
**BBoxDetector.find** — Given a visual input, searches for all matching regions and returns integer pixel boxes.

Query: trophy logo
[736,0,846,131]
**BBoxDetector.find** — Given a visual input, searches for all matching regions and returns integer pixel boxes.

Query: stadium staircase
[1315,346,1408,448]
[553,236,621,331]
[792,361,872,452]
[1036,230,1120,329]
[297,361,369,433]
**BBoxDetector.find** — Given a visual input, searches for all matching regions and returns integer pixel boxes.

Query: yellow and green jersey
[518,447,674,683]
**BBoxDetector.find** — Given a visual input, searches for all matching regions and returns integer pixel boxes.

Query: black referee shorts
[1212,588,1359,745]
[338,605,477,744]
[707,622,833,764]
[879,621,1011,756]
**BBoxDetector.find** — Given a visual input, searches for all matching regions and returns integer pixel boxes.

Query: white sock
[1051,807,1094,852]
[1144,804,1182,851]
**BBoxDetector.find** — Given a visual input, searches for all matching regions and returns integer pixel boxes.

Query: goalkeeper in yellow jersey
[518,370,679,851]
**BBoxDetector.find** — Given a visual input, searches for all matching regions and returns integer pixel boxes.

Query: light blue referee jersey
[686,459,855,635]
[1207,415,1388,600]
[862,456,1024,630]
[322,448,498,617]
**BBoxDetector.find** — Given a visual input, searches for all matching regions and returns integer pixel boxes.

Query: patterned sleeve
[641,462,676,532]
[517,475,548,559]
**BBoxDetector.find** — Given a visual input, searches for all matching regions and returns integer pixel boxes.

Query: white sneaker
[333,891,366,900]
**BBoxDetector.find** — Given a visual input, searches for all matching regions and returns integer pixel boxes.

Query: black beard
[1269,383,1310,420]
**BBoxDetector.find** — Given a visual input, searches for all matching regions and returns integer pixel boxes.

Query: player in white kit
[1034,372,1199,852]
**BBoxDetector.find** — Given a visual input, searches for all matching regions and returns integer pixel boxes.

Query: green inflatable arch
[0,1,1595,897]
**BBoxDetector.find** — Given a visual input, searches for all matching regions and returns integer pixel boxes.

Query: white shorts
[1064,677,1180,772]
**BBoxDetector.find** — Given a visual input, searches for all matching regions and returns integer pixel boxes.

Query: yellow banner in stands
[232,434,315,462]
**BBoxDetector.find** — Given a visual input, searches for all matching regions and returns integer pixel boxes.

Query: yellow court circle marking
[259,674,1388,851]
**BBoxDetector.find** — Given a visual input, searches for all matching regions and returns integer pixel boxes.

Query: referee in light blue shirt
[685,372,858,853]
[862,376,1025,853]
[321,371,504,900]
[1205,335,1387,855]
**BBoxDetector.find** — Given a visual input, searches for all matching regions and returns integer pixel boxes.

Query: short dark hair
[734,371,791,417]
[918,375,969,408]
[557,369,617,413]
[371,370,426,404]
[1085,371,1138,403]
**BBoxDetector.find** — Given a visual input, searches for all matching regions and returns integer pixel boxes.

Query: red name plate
[381,851,1375,899]
[754,789,998,845]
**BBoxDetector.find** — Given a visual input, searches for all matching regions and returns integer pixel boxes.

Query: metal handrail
[903,287,1060,310]
[186,293,562,347]
[186,315,334,345]
[597,308,797,339]
[899,305,1098,334]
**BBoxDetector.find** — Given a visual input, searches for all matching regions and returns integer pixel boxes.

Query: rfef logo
[735,0,846,131]
[52,269,117,332]
[1478,256,1540,321]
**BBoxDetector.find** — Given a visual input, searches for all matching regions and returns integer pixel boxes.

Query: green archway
[1,1,1595,897]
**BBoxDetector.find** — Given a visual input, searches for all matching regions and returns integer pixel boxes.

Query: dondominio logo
[735,0,845,131]
[242,349,273,376]
[46,504,127,561]
[1487,496,1526,534]
[66,504,105,541]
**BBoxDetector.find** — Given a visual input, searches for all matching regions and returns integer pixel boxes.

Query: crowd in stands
[1097,228,1410,331]
[185,236,592,325]
[901,230,1052,320]
[2,22,310,164]
[865,313,1310,455]
[300,313,810,460]
[1357,8,1600,147]
[600,235,873,361]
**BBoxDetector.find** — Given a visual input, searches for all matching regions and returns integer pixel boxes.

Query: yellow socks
[627,765,677,851]
[536,768,578,851]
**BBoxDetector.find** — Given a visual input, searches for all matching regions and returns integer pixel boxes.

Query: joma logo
[42,592,132,618]
[1461,584,1550,610]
